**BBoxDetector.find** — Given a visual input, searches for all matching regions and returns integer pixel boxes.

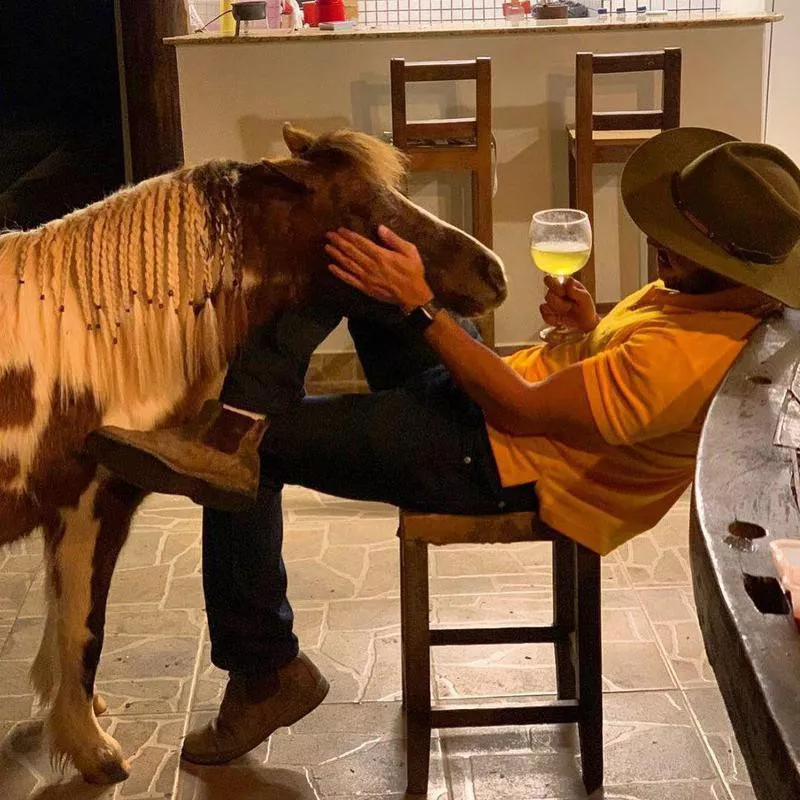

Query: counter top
[166,10,781,45]
[690,311,800,800]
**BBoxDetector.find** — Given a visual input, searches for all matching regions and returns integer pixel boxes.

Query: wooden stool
[390,56,495,346]
[398,510,603,796]
[568,48,682,311]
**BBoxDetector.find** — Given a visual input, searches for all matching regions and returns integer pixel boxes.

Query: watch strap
[404,299,443,333]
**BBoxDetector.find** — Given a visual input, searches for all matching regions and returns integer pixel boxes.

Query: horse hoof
[92,694,108,716]
[83,757,130,785]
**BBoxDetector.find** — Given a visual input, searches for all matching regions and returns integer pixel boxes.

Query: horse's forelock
[303,130,408,190]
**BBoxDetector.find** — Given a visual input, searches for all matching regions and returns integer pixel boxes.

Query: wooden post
[115,0,188,181]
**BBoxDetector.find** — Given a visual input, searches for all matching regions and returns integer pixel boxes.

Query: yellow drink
[530,241,591,277]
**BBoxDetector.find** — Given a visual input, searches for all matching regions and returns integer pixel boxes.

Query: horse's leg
[47,478,139,784]
[31,524,107,717]
[30,561,60,708]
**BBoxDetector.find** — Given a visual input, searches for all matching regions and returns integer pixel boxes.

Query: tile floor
[0,488,756,799]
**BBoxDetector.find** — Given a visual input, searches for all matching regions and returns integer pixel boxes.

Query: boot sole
[180,673,331,766]
[85,431,254,512]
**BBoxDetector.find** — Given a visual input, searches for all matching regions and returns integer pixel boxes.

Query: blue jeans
[205,293,538,674]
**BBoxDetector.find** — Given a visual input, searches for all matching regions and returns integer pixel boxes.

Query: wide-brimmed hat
[621,127,800,307]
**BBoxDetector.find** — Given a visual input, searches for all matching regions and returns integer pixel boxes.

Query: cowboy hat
[621,127,800,307]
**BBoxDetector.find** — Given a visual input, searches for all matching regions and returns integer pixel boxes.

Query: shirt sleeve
[581,324,747,446]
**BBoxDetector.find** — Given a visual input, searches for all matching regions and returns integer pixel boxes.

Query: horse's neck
[1,178,251,413]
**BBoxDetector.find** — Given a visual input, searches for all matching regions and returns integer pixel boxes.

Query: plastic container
[316,0,346,22]
[769,539,800,628]
[302,0,319,24]
[265,0,282,27]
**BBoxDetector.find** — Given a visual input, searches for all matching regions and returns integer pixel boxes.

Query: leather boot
[181,653,330,765]
[84,400,269,510]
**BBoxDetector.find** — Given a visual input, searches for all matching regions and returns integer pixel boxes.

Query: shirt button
[463,456,472,465]
[498,500,506,509]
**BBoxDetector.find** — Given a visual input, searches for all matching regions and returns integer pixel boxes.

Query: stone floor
[0,488,756,799]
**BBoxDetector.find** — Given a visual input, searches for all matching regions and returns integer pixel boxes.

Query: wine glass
[529,208,592,344]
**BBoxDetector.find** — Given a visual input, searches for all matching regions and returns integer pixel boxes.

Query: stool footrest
[430,624,571,646]
[429,701,581,728]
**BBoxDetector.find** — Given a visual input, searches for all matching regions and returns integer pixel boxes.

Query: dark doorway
[0,1,126,230]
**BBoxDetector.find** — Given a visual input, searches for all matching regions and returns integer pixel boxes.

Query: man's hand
[326,225,434,312]
[539,276,599,334]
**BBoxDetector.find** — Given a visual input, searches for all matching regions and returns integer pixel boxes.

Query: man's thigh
[260,370,504,514]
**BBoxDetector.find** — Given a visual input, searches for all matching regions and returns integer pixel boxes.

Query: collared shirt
[486,282,772,555]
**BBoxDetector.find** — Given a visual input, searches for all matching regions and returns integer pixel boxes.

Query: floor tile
[638,586,716,687]
[0,660,35,721]
[94,610,203,716]
[175,762,319,800]
[685,686,756,797]
[0,573,35,616]
[616,500,692,586]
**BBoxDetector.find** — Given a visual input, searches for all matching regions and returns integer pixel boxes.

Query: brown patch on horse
[0,490,42,547]
[0,455,21,484]
[81,479,144,698]
[0,366,36,428]
[29,383,102,510]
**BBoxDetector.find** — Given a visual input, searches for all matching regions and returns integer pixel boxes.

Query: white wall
[176,24,769,351]
[765,1,800,164]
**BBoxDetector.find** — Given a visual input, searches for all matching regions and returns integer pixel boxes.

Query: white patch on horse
[46,482,127,781]
[30,589,60,709]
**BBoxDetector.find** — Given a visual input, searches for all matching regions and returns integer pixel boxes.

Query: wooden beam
[116,0,187,181]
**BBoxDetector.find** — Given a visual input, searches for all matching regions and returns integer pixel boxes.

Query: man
[87,128,800,764]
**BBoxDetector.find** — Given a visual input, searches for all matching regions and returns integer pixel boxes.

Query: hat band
[670,172,784,266]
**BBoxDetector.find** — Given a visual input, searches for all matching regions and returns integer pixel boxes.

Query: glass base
[539,325,585,346]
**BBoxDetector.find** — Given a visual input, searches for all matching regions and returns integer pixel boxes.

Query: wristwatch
[404,299,443,333]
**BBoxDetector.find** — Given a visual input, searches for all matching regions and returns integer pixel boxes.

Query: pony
[0,123,507,783]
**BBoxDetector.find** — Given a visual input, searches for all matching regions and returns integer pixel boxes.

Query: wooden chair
[390,57,496,346]
[567,48,682,311]
[398,510,603,796]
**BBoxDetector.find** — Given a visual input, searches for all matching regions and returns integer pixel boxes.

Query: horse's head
[237,124,507,318]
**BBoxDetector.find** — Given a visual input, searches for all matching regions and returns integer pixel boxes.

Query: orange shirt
[487,282,770,555]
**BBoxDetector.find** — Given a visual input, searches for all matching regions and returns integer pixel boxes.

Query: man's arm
[423,309,604,446]
[325,226,605,447]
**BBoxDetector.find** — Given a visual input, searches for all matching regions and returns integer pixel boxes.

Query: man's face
[648,238,739,294]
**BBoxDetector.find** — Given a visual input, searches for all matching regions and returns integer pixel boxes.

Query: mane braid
[119,195,133,314]
[37,227,49,300]
[92,210,106,318]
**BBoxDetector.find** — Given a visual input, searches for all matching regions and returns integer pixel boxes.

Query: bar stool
[398,510,603,796]
[390,57,496,346]
[567,48,682,311]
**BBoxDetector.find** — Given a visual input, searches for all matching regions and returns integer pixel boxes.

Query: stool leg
[399,536,408,709]
[401,538,432,796]
[576,544,603,794]
[553,536,577,700]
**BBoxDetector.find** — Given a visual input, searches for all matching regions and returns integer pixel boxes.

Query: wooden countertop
[166,10,781,45]
[690,309,800,800]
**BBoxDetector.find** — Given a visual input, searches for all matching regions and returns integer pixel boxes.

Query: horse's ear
[283,123,316,157]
